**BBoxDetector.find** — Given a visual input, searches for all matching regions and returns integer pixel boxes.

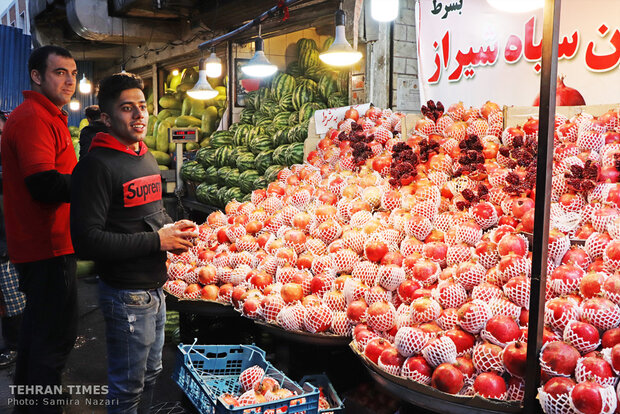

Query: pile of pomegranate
[216,365,329,409]
[164,100,620,411]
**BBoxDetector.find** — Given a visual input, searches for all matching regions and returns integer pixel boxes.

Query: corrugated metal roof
[0,24,31,112]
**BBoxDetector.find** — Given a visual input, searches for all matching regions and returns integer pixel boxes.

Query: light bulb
[69,98,80,111]
[205,51,222,78]
[172,69,179,76]
[319,21,362,67]
[78,74,92,94]
[371,0,398,22]
[187,59,219,100]
[242,38,278,78]
[487,0,544,13]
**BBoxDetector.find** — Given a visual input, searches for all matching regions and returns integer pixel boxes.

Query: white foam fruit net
[569,383,617,414]
[581,299,620,331]
[488,297,521,320]
[367,301,397,332]
[401,357,432,385]
[574,356,616,386]
[455,262,487,291]
[544,298,580,332]
[446,245,473,267]
[562,321,601,354]
[473,342,505,374]
[303,304,333,333]
[277,303,306,331]
[331,311,352,336]
[437,308,460,331]
[471,283,504,303]
[394,327,432,357]
[377,265,406,291]
[410,297,442,324]
[239,365,265,391]
[586,232,611,259]
[503,276,531,308]
[538,387,575,414]
[458,300,492,334]
[421,336,458,367]
[433,280,468,309]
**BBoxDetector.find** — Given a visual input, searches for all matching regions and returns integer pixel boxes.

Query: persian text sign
[415,0,620,107]
[314,103,371,135]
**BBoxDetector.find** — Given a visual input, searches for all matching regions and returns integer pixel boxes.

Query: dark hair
[0,110,8,122]
[28,46,73,80]
[84,105,101,121]
[97,73,144,115]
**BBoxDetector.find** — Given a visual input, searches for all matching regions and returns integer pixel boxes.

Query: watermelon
[254,150,274,174]
[256,117,272,128]
[214,146,235,168]
[299,49,320,73]
[235,145,252,155]
[299,102,325,124]
[292,84,316,111]
[338,70,349,93]
[217,167,232,186]
[196,183,211,204]
[225,187,244,205]
[260,99,279,117]
[245,91,259,110]
[236,153,256,172]
[233,124,253,146]
[279,92,295,112]
[273,129,289,147]
[241,193,252,203]
[297,38,318,56]
[322,36,335,52]
[204,184,220,205]
[272,144,289,165]
[247,126,266,143]
[288,112,300,127]
[205,165,218,184]
[271,73,297,100]
[180,161,199,181]
[239,170,260,194]
[210,131,234,148]
[286,61,302,78]
[297,78,319,93]
[253,177,267,190]
[225,168,240,188]
[259,87,272,105]
[265,165,284,183]
[318,74,339,102]
[285,142,305,165]
[250,135,273,155]
[195,147,211,168]
[273,112,292,129]
[216,186,229,207]
[328,92,349,109]
[304,66,325,83]
[240,108,255,124]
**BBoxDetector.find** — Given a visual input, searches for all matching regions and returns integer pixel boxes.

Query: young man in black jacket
[78,105,107,160]
[70,73,197,414]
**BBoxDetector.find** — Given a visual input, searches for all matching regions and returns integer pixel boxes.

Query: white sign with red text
[314,103,372,135]
[415,0,620,107]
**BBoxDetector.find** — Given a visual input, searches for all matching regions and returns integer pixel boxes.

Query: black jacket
[79,121,108,160]
[70,132,172,289]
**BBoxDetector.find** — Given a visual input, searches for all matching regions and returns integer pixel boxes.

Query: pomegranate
[431,363,464,395]
[534,75,586,106]
[473,372,507,400]
[539,341,580,377]
[571,381,612,414]
[502,341,527,378]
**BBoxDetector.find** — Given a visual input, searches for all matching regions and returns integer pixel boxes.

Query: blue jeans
[98,280,166,414]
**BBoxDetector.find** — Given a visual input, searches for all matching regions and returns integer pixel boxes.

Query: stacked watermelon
[182,37,350,208]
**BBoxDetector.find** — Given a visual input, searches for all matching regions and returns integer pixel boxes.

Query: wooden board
[503,104,620,127]
[401,113,424,138]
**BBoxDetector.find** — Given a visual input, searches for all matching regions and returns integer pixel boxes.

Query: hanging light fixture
[205,47,222,78]
[69,97,80,111]
[171,69,179,76]
[242,25,278,78]
[487,0,543,13]
[78,48,92,94]
[371,0,398,22]
[319,3,362,67]
[187,58,219,100]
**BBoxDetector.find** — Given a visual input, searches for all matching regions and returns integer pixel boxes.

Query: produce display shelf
[165,292,237,317]
[350,343,522,414]
[254,320,351,346]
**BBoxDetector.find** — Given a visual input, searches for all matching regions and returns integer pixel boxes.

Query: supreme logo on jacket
[123,175,162,207]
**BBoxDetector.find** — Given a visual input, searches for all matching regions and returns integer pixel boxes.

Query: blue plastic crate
[300,375,344,414]
[173,344,320,414]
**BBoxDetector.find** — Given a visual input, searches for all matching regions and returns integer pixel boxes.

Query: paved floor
[0,274,429,414]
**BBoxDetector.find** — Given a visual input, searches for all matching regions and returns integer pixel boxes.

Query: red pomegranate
[539,341,580,377]
[473,372,507,400]
[431,363,464,395]
[534,75,586,106]
[502,341,528,378]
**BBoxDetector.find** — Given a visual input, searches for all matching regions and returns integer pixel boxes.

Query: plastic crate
[300,375,344,414]
[173,344,320,414]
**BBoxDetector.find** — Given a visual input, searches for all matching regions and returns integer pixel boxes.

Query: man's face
[31,54,77,108]
[102,88,148,147]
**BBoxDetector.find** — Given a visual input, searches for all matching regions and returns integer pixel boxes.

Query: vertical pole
[523,0,561,412]
[176,143,184,191]
[227,41,234,129]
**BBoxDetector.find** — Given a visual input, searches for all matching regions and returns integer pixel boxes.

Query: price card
[313,103,372,135]
[169,128,199,143]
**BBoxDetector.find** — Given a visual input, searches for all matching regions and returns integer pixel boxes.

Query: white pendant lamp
[69,97,80,111]
[371,0,398,22]
[242,26,278,78]
[78,74,92,94]
[487,0,543,13]
[187,58,219,100]
[319,6,362,67]
[205,48,223,78]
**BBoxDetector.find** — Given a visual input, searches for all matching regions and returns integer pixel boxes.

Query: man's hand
[158,220,198,254]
